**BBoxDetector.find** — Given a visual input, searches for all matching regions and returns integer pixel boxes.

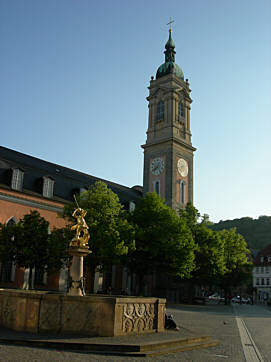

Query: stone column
[68,246,91,296]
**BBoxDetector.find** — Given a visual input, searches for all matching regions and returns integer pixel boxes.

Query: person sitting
[165,312,179,331]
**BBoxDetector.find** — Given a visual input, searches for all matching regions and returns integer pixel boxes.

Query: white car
[232,296,251,304]
[208,293,225,302]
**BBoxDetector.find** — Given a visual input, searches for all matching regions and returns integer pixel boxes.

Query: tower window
[43,177,54,198]
[178,102,184,119]
[180,180,186,204]
[153,180,160,195]
[156,101,164,120]
[11,168,24,191]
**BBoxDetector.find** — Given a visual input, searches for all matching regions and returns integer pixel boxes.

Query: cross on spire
[167,17,174,32]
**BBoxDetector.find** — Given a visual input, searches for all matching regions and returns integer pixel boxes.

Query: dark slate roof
[254,243,271,266]
[0,146,142,206]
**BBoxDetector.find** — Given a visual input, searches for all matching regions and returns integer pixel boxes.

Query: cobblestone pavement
[0,303,248,362]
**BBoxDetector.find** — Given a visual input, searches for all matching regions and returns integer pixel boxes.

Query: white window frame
[11,168,24,191]
[43,177,54,198]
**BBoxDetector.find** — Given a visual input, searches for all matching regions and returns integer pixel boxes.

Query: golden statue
[70,197,90,247]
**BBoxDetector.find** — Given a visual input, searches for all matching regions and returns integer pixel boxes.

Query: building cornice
[141,137,197,152]
[0,191,64,213]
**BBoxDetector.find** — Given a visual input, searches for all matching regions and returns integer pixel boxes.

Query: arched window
[0,217,17,283]
[156,101,164,120]
[153,180,160,196]
[178,102,184,119]
[180,181,186,204]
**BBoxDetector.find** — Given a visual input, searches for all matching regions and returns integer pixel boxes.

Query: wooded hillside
[209,216,271,252]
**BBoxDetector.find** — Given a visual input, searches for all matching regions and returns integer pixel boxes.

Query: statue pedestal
[68,246,91,296]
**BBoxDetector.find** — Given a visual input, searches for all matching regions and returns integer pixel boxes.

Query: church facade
[0,30,195,300]
[142,29,195,210]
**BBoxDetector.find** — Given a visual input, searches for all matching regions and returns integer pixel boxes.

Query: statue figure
[70,206,90,247]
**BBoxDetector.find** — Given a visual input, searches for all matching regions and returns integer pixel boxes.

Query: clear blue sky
[1,0,270,222]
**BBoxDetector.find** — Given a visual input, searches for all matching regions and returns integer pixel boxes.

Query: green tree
[0,221,17,278]
[180,204,225,295]
[0,211,70,289]
[218,228,252,300]
[210,215,271,250]
[47,227,71,272]
[63,181,135,285]
[128,193,196,294]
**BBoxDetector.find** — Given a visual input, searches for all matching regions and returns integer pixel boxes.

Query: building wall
[0,188,66,228]
[253,265,271,301]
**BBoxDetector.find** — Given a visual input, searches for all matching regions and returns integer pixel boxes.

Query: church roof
[0,146,142,207]
[156,30,184,80]
[254,244,271,266]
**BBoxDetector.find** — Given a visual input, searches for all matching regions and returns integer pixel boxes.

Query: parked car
[208,293,225,302]
[231,296,251,304]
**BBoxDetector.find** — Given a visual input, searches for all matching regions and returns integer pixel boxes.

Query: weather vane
[167,17,174,32]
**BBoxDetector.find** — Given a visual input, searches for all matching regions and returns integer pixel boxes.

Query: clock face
[177,158,188,177]
[151,157,164,176]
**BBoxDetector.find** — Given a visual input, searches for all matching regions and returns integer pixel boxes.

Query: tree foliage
[180,204,225,286]
[210,216,271,251]
[0,211,69,274]
[217,228,252,295]
[128,193,196,283]
[63,181,135,271]
[180,204,252,295]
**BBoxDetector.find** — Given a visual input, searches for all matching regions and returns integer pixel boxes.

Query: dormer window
[156,101,164,121]
[42,177,54,198]
[129,201,136,212]
[11,168,24,191]
[178,102,184,119]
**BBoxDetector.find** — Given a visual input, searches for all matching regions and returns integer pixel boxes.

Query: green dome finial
[156,23,184,80]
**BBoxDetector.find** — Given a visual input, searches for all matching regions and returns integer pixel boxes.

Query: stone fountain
[0,203,165,336]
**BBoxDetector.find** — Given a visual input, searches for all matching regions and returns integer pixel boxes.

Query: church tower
[142,29,196,210]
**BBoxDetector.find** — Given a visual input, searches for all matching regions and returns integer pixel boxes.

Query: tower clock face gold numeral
[177,158,188,177]
[151,157,164,176]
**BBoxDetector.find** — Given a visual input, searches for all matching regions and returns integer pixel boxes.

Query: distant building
[253,244,271,302]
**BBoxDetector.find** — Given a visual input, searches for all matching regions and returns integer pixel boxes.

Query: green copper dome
[156,31,184,80]
[156,62,184,80]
